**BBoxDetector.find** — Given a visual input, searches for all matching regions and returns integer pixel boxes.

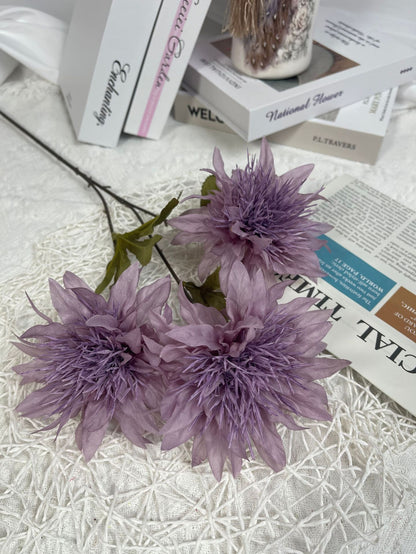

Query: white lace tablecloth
[1,68,416,554]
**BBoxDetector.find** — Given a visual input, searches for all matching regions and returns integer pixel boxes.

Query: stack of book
[59,0,415,163]
[179,5,415,162]
[59,0,213,147]
[183,7,416,142]
[173,87,397,164]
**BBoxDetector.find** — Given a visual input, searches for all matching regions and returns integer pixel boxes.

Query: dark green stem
[0,108,187,293]
[90,183,115,237]
[0,109,156,217]
[130,207,184,289]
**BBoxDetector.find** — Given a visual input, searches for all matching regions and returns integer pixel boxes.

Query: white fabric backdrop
[0,67,415,553]
[2,0,416,30]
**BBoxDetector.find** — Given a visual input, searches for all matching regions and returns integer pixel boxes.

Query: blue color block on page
[316,235,396,310]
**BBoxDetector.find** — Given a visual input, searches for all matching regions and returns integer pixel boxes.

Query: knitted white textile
[0,69,416,553]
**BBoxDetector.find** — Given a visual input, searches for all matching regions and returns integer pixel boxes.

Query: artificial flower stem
[91,182,115,236]
[0,109,192,300]
[0,109,156,218]
[89,183,156,218]
[131,206,190,297]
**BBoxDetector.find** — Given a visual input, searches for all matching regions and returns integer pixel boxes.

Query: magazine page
[278,175,416,415]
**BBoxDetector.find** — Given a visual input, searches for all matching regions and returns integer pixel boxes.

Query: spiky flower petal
[12,264,171,461]
[160,261,348,480]
[170,138,331,282]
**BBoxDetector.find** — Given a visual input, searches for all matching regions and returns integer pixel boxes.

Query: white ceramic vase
[231,0,320,80]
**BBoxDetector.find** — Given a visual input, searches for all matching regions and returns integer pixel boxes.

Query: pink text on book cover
[138,0,195,137]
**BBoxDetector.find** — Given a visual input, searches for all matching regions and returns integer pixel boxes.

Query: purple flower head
[12,264,171,461]
[160,261,348,480]
[170,138,331,282]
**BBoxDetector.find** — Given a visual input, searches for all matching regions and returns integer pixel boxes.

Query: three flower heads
[12,139,349,480]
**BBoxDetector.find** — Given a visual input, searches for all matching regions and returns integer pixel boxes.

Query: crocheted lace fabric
[1,68,415,553]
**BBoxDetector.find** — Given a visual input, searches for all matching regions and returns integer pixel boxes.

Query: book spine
[173,90,229,132]
[275,125,383,164]
[173,89,393,164]
[248,56,415,141]
[124,0,212,140]
[60,0,161,148]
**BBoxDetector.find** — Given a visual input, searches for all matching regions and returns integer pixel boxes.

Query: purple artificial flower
[159,261,349,480]
[170,138,331,282]
[12,264,171,461]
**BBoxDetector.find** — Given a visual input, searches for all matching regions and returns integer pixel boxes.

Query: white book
[183,6,416,142]
[173,87,398,164]
[59,0,161,148]
[123,0,212,140]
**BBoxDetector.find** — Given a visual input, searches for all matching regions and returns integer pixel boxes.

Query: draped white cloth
[0,67,415,553]
[0,6,66,84]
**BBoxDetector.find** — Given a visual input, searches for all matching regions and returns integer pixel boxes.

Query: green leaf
[95,198,179,294]
[156,197,180,225]
[183,267,225,311]
[124,197,179,240]
[113,242,131,282]
[200,175,218,206]
[183,282,226,311]
[95,247,121,295]
[121,234,162,265]
[204,266,221,290]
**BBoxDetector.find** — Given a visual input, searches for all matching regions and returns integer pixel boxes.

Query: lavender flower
[170,138,331,282]
[160,261,348,480]
[12,264,171,461]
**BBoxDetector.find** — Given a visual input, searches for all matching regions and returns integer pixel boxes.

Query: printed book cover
[59,0,161,148]
[123,0,212,140]
[173,87,398,163]
[183,6,416,141]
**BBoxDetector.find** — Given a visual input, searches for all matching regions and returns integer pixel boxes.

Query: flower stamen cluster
[159,262,348,480]
[12,140,349,479]
[13,264,170,461]
[170,137,331,281]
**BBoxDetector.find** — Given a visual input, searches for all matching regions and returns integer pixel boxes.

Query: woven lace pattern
[0,69,416,553]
